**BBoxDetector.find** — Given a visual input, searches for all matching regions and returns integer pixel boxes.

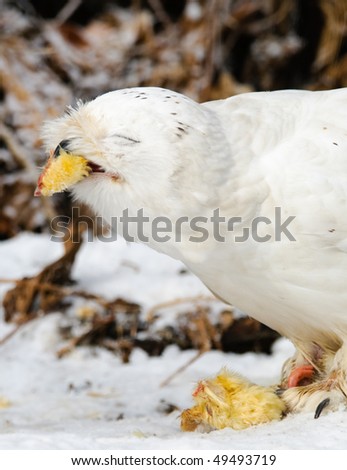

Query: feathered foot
[281,345,347,417]
[280,343,329,389]
[281,369,347,417]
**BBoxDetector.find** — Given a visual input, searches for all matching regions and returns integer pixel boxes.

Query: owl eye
[112,133,140,146]
[53,139,71,158]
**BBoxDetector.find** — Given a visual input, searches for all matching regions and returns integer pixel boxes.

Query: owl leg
[279,345,321,389]
[281,344,347,417]
[287,364,315,388]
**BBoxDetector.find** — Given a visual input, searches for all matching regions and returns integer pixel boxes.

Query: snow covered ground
[0,233,346,450]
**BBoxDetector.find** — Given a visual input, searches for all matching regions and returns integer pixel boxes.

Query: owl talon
[314,398,330,419]
[282,372,347,416]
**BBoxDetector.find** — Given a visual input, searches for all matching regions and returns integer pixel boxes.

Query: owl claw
[314,398,330,419]
[282,376,346,416]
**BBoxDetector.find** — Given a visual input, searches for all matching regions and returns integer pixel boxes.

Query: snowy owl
[36,86,347,423]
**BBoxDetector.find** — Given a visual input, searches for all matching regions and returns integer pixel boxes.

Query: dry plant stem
[0,125,56,224]
[199,0,225,99]
[55,0,83,26]
[0,278,108,305]
[2,223,84,322]
[57,335,83,358]
[146,0,172,28]
[242,0,293,35]
[313,0,347,71]
[0,323,26,347]
[146,295,218,322]
[40,197,58,225]
[0,123,36,175]
[39,283,110,306]
[160,349,206,388]
[56,314,123,358]
[192,308,221,351]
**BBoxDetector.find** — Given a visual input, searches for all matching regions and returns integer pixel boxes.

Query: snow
[0,233,347,450]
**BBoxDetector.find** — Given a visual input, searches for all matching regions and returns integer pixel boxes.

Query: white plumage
[38,87,347,418]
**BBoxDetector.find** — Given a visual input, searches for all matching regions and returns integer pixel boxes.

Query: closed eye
[53,139,71,158]
[112,133,141,146]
